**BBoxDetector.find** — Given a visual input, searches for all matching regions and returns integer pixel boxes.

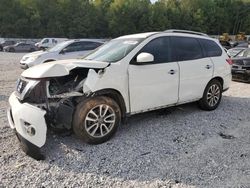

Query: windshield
[47,41,71,52]
[84,38,143,62]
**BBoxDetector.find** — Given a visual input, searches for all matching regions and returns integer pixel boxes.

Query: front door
[128,37,179,113]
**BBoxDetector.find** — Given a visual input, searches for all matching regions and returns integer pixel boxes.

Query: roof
[116,30,212,40]
[117,32,159,39]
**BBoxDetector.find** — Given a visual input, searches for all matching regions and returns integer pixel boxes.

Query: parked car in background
[227,47,246,57]
[3,42,38,52]
[8,30,231,159]
[35,38,68,50]
[0,40,16,51]
[220,41,232,49]
[232,41,249,48]
[20,39,104,69]
[231,48,250,82]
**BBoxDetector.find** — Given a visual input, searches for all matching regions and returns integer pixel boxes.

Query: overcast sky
[151,0,158,3]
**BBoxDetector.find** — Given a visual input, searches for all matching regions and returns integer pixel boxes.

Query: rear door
[15,43,24,52]
[171,36,214,102]
[128,36,179,113]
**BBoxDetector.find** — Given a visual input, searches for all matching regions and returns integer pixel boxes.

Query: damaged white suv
[7,30,232,159]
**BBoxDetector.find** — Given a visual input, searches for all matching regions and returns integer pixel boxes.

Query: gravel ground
[0,51,250,188]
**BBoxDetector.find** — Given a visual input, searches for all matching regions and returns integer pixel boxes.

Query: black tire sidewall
[199,80,222,111]
[73,96,121,144]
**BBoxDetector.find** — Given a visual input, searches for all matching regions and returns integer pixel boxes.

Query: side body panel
[210,52,232,90]
[128,63,179,112]
[178,58,214,102]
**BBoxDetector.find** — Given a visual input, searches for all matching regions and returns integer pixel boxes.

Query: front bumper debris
[7,92,47,159]
[15,130,45,160]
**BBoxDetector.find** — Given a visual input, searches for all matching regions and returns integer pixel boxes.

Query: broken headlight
[16,78,48,104]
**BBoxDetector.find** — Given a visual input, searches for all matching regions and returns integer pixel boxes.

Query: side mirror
[136,52,154,63]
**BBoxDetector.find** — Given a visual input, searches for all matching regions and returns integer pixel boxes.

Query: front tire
[73,96,121,144]
[198,79,222,111]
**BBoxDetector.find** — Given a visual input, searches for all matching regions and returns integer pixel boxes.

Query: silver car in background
[3,42,38,52]
[20,39,104,69]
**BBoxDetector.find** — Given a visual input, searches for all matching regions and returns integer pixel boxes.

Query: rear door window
[171,37,203,61]
[199,39,222,57]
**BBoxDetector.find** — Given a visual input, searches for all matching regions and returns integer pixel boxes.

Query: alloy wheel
[84,104,116,138]
[206,84,221,107]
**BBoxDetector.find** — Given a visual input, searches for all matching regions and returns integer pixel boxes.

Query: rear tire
[198,79,222,111]
[73,96,121,144]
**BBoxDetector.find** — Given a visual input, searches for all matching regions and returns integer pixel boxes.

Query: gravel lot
[0,52,250,188]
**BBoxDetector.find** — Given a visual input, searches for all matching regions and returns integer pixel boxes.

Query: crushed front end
[7,68,90,160]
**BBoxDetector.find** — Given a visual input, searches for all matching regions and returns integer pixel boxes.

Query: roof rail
[164,29,208,37]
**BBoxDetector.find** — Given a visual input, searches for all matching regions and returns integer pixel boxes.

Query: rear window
[199,39,222,57]
[171,36,203,61]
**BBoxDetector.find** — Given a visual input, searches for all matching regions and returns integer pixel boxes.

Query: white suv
[20,39,104,69]
[7,30,232,159]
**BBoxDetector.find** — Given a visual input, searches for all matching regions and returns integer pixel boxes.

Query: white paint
[8,92,47,147]
[136,52,154,63]
[178,57,213,102]
[21,59,109,78]
[128,62,179,112]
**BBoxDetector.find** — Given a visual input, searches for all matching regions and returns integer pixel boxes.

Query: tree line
[0,0,249,38]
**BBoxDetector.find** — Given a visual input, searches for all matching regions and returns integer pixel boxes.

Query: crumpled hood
[22,59,110,78]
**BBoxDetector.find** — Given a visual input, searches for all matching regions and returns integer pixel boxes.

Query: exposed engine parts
[16,68,103,130]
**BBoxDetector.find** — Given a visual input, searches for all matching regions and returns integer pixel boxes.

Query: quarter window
[171,37,203,61]
[199,39,222,57]
[139,37,171,63]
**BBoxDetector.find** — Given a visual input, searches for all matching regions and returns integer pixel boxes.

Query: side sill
[129,98,201,116]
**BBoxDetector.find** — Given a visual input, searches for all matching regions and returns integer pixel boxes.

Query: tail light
[226,58,233,65]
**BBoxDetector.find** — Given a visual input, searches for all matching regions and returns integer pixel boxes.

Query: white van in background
[35,38,68,49]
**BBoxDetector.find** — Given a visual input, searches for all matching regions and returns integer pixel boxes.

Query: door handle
[168,69,176,75]
[205,65,212,69]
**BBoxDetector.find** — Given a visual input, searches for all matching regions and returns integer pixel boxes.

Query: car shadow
[41,95,250,186]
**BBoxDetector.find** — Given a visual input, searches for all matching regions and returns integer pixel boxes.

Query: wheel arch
[210,77,224,87]
[43,59,56,63]
[92,89,127,120]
